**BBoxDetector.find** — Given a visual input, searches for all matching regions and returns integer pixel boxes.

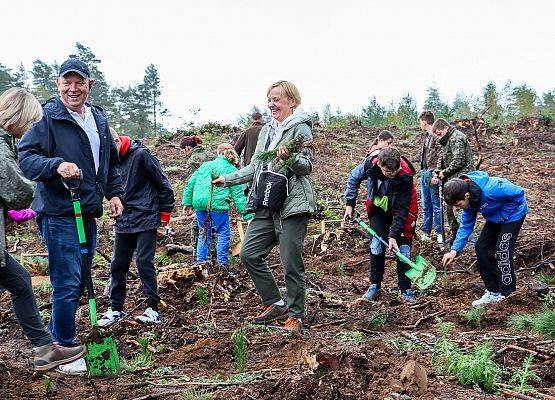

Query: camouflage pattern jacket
[436,127,475,179]
[185,145,213,177]
[0,130,35,267]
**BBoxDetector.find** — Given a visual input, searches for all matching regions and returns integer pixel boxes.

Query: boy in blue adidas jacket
[441,171,528,306]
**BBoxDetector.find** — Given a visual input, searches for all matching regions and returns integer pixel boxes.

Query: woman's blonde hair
[0,88,43,134]
[217,143,239,166]
[267,80,301,106]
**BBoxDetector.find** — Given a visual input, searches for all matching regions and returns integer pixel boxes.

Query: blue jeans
[420,170,443,235]
[195,211,231,266]
[36,214,97,347]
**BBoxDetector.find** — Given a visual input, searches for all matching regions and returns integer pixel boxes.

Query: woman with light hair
[0,87,85,370]
[213,80,317,332]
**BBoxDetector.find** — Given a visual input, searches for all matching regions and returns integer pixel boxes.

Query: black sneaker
[251,304,288,324]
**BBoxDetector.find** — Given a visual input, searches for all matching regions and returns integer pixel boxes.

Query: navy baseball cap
[59,59,90,78]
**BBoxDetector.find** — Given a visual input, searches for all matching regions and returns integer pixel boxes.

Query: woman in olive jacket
[0,88,85,370]
[213,81,316,332]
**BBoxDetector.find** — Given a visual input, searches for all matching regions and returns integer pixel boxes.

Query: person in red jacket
[344,147,418,302]
[97,128,175,327]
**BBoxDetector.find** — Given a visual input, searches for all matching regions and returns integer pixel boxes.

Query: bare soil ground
[1,121,554,399]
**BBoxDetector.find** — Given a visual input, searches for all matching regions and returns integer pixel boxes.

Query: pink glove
[7,209,37,223]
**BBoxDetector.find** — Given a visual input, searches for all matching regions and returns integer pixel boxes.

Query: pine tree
[71,42,112,110]
[141,64,167,136]
[30,60,58,102]
[0,64,15,94]
[509,84,538,120]
[423,86,449,118]
[362,96,386,127]
[482,82,504,125]
[13,63,29,89]
[451,93,472,120]
[397,92,418,127]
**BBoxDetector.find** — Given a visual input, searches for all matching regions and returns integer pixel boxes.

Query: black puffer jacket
[115,140,175,233]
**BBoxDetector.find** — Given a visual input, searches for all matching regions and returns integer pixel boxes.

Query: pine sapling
[508,355,542,394]
[255,138,313,162]
[231,328,248,373]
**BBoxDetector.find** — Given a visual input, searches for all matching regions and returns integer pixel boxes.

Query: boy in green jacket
[183,144,249,273]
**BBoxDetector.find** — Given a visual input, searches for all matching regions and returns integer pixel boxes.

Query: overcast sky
[3,0,554,129]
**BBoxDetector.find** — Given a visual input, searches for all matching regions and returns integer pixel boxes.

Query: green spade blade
[85,331,120,377]
[405,255,436,290]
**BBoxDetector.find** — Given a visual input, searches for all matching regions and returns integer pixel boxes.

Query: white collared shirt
[67,106,100,172]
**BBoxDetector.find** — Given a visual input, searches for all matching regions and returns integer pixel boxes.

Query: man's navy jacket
[18,97,123,218]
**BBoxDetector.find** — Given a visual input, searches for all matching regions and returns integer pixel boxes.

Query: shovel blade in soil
[85,334,120,377]
[405,255,436,290]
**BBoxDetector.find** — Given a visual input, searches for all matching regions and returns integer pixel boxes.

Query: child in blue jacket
[442,171,528,306]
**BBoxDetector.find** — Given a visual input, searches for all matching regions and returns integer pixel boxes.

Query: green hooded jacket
[436,127,475,179]
[0,130,35,267]
[222,111,317,219]
[183,155,248,213]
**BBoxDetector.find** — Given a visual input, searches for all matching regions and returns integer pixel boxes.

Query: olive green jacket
[0,130,35,267]
[436,127,475,179]
[222,112,317,219]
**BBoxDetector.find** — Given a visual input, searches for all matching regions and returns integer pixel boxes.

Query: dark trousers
[370,237,412,292]
[109,229,160,311]
[369,211,412,292]
[0,252,52,347]
[475,218,524,296]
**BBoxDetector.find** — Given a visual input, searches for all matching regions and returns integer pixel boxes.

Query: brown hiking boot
[251,304,288,324]
[34,343,86,371]
[283,316,303,332]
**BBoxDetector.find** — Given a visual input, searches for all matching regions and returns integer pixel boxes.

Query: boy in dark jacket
[442,171,527,306]
[344,147,418,302]
[98,129,175,326]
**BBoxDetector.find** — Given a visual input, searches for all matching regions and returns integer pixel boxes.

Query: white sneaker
[420,233,431,242]
[472,291,505,306]
[56,357,87,375]
[135,307,161,324]
[98,308,125,327]
[436,234,444,244]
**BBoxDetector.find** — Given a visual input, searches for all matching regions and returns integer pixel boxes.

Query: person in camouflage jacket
[431,118,475,241]
[0,87,85,371]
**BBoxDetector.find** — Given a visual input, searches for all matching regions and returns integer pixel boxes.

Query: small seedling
[334,331,365,344]
[367,311,387,330]
[508,355,542,394]
[150,366,175,377]
[195,285,209,307]
[183,388,212,400]
[535,271,555,285]
[337,263,346,279]
[461,306,486,328]
[122,332,155,371]
[308,268,324,280]
[509,295,555,338]
[43,375,55,394]
[231,328,248,373]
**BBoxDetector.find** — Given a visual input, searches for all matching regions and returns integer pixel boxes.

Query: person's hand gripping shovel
[62,171,120,377]
[349,210,437,290]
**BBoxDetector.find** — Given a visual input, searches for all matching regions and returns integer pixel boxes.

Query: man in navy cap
[18,58,124,374]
